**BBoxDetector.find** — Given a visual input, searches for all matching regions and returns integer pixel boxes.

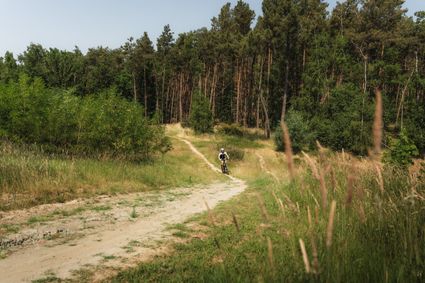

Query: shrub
[216,123,245,137]
[384,129,419,167]
[274,110,315,153]
[189,90,213,134]
[216,123,265,140]
[295,84,374,155]
[404,99,425,154]
[0,76,169,160]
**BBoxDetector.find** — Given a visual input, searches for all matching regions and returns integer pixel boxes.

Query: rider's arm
[225,152,230,160]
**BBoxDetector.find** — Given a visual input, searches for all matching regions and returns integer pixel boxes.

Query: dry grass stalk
[316,140,326,164]
[309,191,320,208]
[330,166,337,193]
[310,232,319,274]
[281,192,297,211]
[316,140,325,152]
[231,211,240,233]
[326,200,337,248]
[302,152,320,179]
[345,174,355,207]
[314,206,319,225]
[306,206,319,273]
[256,194,269,222]
[281,121,295,180]
[267,237,275,274]
[299,239,311,273]
[302,152,328,209]
[204,199,216,227]
[358,204,366,223]
[372,89,383,160]
[318,170,328,209]
[307,206,312,228]
[375,162,384,193]
[272,191,285,215]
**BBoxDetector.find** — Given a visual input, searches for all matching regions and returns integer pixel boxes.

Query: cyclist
[218,148,229,173]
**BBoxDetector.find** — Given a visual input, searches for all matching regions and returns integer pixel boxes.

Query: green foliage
[216,123,245,137]
[384,129,419,167]
[312,84,374,155]
[404,99,425,154]
[1,0,424,155]
[0,76,168,160]
[217,123,265,141]
[189,91,213,134]
[274,110,314,153]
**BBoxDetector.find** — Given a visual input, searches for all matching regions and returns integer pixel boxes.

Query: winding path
[0,139,246,283]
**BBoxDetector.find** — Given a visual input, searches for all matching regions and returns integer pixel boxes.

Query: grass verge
[0,138,224,211]
[110,139,425,282]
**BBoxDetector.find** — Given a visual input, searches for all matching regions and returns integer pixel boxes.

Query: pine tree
[190,91,213,134]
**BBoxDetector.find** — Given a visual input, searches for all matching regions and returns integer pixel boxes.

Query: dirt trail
[0,139,246,283]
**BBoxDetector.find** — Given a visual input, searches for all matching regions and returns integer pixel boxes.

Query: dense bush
[0,76,169,160]
[274,110,315,153]
[404,100,425,154]
[384,129,419,167]
[290,84,374,155]
[216,123,245,137]
[317,85,374,155]
[189,90,213,134]
[217,123,265,141]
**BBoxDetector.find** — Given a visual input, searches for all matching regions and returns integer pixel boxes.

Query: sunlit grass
[111,136,425,283]
[0,136,223,211]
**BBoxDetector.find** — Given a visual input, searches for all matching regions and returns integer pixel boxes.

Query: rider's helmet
[220,148,224,153]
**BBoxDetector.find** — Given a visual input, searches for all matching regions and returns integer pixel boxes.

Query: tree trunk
[281,59,289,121]
[161,67,166,122]
[179,73,183,122]
[281,34,290,121]
[396,70,415,127]
[235,60,242,125]
[210,63,218,117]
[361,54,368,131]
[170,80,175,122]
[243,61,248,127]
[258,56,271,138]
[132,72,137,102]
[144,66,148,117]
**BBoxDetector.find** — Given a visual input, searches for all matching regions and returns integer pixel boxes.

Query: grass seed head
[299,238,311,273]
[281,121,295,180]
[326,200,337,248]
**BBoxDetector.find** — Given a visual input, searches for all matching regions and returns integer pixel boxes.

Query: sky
[0,0,424,56]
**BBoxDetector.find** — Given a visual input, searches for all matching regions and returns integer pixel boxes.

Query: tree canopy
[1,0,424,155]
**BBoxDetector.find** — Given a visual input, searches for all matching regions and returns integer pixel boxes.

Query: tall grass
[111,102,424,282]
[0,139,221,211]
[111,146,424,282]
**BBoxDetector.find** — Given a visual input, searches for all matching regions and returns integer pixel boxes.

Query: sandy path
[0,139,246,283]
